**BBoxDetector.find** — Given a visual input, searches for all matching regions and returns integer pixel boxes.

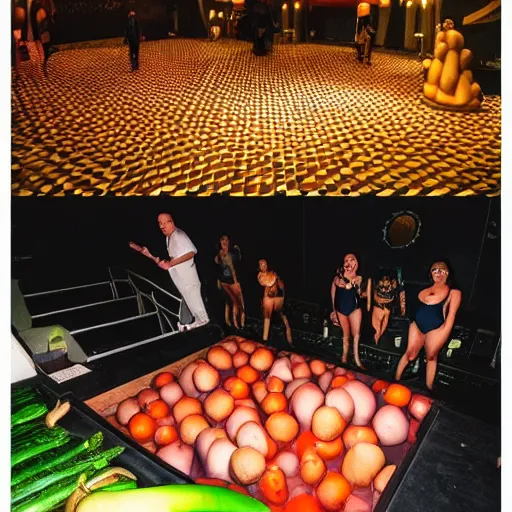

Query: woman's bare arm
[443,290,462,332]
[366,278,372,311]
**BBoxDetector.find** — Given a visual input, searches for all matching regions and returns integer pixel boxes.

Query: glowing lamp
[232,0,244,5]
[379,0,390,7]
[294,1,300,9]
[282,3,288,8]
[357,2,371,17]
[406,0,412,7]
[421,0,427,8]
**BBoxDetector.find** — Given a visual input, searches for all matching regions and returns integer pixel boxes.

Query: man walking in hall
[144,213,210,332]
[125,10,141,71]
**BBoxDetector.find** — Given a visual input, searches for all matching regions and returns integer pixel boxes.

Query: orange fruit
[315,436,344,461]
[195,477,228,487]
[146,399,170,420]
[265,432,278,461]
[207,346,233,370]
[330,375,348,388]
[265,412,299,443]
[129,412,157,443]
[237,365,261,384]
[383,383,412,407]
[284,494,322,512]
[342,425,379,450]
[259,466,288,505]
[153,372,174,388]
[252,380,268,403]
[316,472,352,510]
[223,376,250,399]
[296,430,320,460]
[267,376,285,393]
[309,359,326,376]
[261,392,287,415]
[154,425,178,446]
[250,347,275,371]
[372,380,390,393]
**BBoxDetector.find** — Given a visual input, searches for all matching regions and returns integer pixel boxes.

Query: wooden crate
[85,346,210,417]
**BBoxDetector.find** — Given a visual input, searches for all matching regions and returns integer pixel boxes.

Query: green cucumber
[12,430,70,467]
[12,403,49,427]
[12,472,95,512]
[11,447,124,505]
[12,426,67,452]
[11,433,104,487]
[12,422,47,443]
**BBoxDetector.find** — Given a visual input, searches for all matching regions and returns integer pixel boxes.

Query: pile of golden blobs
[12,39,500,197]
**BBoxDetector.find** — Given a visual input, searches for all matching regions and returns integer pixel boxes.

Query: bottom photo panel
[11,196,501,512]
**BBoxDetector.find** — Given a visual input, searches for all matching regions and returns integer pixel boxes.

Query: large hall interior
[9,1,503,512]
[11,0,501,196]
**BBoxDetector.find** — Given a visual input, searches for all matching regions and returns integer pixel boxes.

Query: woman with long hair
[215,235,245,329]
[331,253,370,368]
[395,260,461,390]
[257,259,292,344]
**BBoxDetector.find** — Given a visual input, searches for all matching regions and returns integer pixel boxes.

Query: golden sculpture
[422,27,483,110]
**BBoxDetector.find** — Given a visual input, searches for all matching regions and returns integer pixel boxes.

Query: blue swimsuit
[415,296,448,334]
[335,285,361,316]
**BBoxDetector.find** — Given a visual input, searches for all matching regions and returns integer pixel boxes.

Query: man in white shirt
[144,213,209,331]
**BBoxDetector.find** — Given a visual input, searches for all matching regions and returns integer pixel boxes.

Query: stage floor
[12,39,501,197]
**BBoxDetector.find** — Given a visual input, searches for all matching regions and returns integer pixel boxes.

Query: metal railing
[21,267,184,339]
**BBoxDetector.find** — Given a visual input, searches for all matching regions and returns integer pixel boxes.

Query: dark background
[13,0,500,61]
[12,196,500,332]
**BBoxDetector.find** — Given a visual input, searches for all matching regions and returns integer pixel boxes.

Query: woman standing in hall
[395,260,461,390]
[331,253,371,368]
[215,235,246,329]
[257,259,292,345]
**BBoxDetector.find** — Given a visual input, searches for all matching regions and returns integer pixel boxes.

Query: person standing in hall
[125,10,141,71]
[131,213,210,332]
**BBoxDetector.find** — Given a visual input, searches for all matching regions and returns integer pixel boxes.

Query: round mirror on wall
[383,211,421,248]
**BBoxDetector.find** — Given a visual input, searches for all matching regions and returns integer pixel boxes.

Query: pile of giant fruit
[107,336,433,512]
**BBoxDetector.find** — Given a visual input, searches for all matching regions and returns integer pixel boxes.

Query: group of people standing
[12,0,56,75]
[132,215,461,391]
[330,253,461,390]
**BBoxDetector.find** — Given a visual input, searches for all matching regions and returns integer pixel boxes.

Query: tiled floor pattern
[11,39,501,196]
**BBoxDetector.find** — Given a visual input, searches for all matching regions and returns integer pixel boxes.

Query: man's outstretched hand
[158,259,173,270]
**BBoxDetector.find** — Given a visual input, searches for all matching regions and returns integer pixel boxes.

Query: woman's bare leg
[280,313,293,344]
[231,284,246,329]
[224,303,232,326]
[349,308,363,368]
[395,322,425,381]
[262,298,273,342]
[336,312,351,364]
[424,327,449,390]
[372,307,385,343]
[222,283,240,328]
[380,309,391,339]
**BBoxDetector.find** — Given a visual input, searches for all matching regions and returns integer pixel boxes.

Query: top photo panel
[11,0,501,197]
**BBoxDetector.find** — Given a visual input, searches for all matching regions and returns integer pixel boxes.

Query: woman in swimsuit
[330,253,371,368]
[215,235,245,329]
[372,271,406,344]
[257,259,292,345]
[395,261,462,390]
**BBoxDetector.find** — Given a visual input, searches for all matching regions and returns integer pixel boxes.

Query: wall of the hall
[13,0,207,44]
